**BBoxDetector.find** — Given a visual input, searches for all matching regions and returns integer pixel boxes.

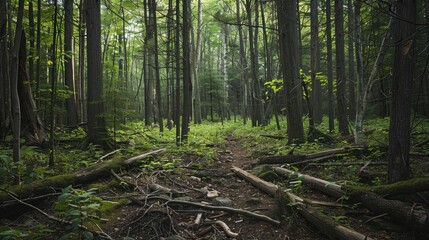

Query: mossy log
[231,166,373,240]
[345,177,429,197]
[256,147,350,165]
[0,149,166,204]
[275,168,429,231]
[273,167,345,199]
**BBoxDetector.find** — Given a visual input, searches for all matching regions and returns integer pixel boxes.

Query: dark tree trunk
[18,32,47,146]
[326,0,335,132]
[347,0,356,121]
[175,0,181,144]
[64,0,78,126]
[388,0,416,183]
[236,0,248,125]
[36,0,42,108]
[86,0,111,149]
[166,0,174,130]
[28,1,35,85]
[311,0,322,125]
[181,0,192,142]
[78,0,86,123]
[49,0,58,166]
[277,0,304,143]
[334,0,349,136]
[0,0,10,140]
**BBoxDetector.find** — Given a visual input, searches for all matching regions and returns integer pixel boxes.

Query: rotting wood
[0,149,166,204]
[274,167,345,199]
[256,147,350,165]
[231,166,373,240]
[345,177,429,196]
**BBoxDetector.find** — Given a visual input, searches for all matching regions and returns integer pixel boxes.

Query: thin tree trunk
[311,0,322,125]
[0,0,10,141]
[78,0,86,123]
[236,0,248,125]
[10,0,25,170]
[192,0,203,124]
[49,0,59,166]
[175,0,181,144]
[64,0,78,126]
[181,0,192,142]
[151,0,163,132]
[166,0,174,130]
[28,1,35,86]
[326,0,335,132]
[335,0,349,136]
[347,0,356,121]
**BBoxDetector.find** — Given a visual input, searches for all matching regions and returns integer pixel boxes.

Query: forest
[0,0,429,239]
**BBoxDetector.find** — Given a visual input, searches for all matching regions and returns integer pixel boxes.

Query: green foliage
[55,186,115,240]
[0,221,54,240]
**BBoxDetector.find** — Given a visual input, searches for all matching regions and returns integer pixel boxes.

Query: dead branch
[214,220,239,238]
[273,167,345,199]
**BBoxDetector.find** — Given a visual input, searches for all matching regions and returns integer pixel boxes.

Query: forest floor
[2,125,429,240]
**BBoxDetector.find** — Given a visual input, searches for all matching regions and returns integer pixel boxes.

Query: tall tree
[334,0,349,136]
[65,0,78,126]
[10,0,25,167]
[181,0,192,141]
[86,0,111,148]
[0,0,10,140]
[388,0,416,183]
[175,0,181,144]
[49,0,58,166]
[277,0,304,143]
[311,0,322,125]
[326,0,335,132]
[236,0,248,125]
[191,0,203,124]
[347,0,356,120]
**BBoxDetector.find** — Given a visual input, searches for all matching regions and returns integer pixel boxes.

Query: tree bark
[64,0,78,126]
[347,0,356,121]
[181,0,192,142]
[0,0,10,141]
[311,0,322,124]
[388,0,416,183]
[326,0,335,132]
[236,0,248,125]
[335,0,349,136]
[86,0,111,149]
[277,0,304,143]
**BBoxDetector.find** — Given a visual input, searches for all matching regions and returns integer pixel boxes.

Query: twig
[364,213,388,224]
[214,220,239,238]
[110,169,137,189]
[99,149,122,162]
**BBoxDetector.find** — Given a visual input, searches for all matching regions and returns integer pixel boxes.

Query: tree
[64,0,78,126]
[0,0,10,141]
[347,0,356,120]
[311,0,322,125]
[236,0,248,125]
[334,0,349,136]
[326,0,335,132]
[86,0,112,149]
[182,0,192,142]
[388,0,416,183]
[277,0,304,143]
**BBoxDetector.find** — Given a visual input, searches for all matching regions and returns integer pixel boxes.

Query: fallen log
[273,167,345,199]
[0,149,166,204]
[231,166,373,240]
[346,177,429,196]
[260,134,285,140]
[256,147,350,165]
[276,168,429,231]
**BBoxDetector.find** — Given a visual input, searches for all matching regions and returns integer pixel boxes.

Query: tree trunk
[0,0,10,141]
[78,0,86,123]
[175,0,181,144]
[28,1,35,85]
[49,0,59,166]
[181,0,192,142]
[347,0,356,121]
[388,0,416,183]
[311,0,322,124]
[236,0,248,125]
[18,32,47,146]
[64,0,78,126]
[10,0,25,167]
[277,0,304,143]
[86,0,111,149]
[35,0,42,109]
[326,0,335,132]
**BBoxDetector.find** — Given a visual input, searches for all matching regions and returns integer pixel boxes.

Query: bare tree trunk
[166,0,174,130]
[64,0,78,126]
[175,0,181,144]
[347,0,356,121]
[326,0,335,132]
[0,0,10,140]
[181,0,192,142]
[78,0,86,123]
[236,0,248,125]
[311,0,322,125]
[388,0,416,183]
[10,0,25,182]
[192,0,203,124]
[28,1,35,85]
[49,0,59,166]
[335,0,349,136]
[86,0,111,149]
[277,0,304,143]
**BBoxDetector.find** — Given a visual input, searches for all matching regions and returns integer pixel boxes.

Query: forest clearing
[1,0,429,239]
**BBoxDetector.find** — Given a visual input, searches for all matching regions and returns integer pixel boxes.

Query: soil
[2,135,428,240]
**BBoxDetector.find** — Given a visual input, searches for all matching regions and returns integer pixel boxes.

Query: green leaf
[82,231,94,240]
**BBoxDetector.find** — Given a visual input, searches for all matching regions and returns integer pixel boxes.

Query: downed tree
[273,167,345,199]
[275,167,429,231]
[0,149,166,205]
[256,147,350,165]
[231,166,373,240]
